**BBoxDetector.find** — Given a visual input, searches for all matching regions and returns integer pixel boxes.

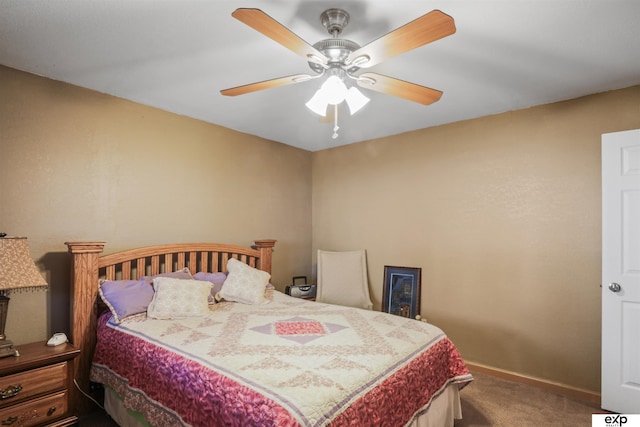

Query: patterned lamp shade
[0,237,48,292]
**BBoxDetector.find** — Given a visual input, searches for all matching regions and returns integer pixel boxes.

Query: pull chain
[332,104,339,139]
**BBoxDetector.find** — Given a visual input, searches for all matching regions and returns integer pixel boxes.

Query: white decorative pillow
[219,258,271,304]
[147,277,211,319]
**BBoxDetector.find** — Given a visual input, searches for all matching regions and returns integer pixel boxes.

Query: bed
[66,239,472,426]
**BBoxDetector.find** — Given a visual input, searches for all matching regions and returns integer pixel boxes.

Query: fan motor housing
[308,38,361,74]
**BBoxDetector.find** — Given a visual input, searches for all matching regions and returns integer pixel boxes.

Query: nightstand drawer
[0,362,67,408]
[0,390,68,427]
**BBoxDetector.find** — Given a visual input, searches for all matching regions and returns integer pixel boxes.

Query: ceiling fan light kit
[221,7,456,139]
[305,72,370,116]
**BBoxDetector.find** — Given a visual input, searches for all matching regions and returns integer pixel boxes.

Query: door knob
[608,282,621,293]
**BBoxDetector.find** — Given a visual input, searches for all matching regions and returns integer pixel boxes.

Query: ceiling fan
[220,7,456,132]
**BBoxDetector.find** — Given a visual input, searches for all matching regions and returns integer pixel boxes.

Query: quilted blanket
[91,292,472,427]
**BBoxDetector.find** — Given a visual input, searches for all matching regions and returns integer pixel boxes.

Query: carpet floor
[79,370,605,426]
[455,371,605,426]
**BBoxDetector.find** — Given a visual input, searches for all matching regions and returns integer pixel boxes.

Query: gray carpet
[456,371,605,427]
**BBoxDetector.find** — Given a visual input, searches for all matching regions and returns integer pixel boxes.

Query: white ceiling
[1,1,639,152]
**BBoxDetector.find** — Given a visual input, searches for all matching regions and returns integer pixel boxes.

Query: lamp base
[0,339,18,357]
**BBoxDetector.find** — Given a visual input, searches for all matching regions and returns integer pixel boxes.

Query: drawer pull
[47,406,57,416]
[1,416,18,425]
[0,384,22,400]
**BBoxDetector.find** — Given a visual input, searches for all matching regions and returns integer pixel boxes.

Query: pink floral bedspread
[91,292,472,427]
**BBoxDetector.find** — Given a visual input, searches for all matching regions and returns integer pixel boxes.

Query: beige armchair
[316,249,373,310]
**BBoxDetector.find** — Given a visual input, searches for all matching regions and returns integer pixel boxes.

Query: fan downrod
[308,9,361,74]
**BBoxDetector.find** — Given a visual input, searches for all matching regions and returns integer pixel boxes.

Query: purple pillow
[194,271,227,303]
[142,267,194,286]
[98,279,155,323]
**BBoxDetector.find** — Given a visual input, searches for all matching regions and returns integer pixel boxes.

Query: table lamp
[0,235,48,357]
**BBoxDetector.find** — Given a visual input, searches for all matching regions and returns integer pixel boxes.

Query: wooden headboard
[65,239,276,412]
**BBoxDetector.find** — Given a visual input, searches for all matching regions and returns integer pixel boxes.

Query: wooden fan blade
[356,72,443,105]
[221,74,312,97]
[232,8,328,65]
[347,10,455,68]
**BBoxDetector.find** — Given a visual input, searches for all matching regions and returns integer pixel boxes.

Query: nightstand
[0,342,80,427]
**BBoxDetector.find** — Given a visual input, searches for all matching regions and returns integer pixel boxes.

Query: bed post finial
[65,241,106,414]
[253,239,276,275]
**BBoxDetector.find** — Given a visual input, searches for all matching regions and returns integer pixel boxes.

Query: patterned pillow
[219,258,271,305]
[194,271,227,304]
[147,277,211,319]
[98,279,154,323]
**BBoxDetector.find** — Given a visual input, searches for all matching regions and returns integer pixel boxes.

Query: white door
[602,129,640,413]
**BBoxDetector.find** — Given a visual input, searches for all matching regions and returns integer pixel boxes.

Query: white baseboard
[464,361,601,405]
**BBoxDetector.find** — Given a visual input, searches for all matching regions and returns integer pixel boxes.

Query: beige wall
[0,65,312,345]
[4,62,640,394]
[311,85,640,393]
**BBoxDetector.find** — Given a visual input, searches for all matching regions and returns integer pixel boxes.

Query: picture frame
[382,266,422,319]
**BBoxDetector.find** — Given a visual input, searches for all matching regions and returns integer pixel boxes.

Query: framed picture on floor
[382,266,421,319]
